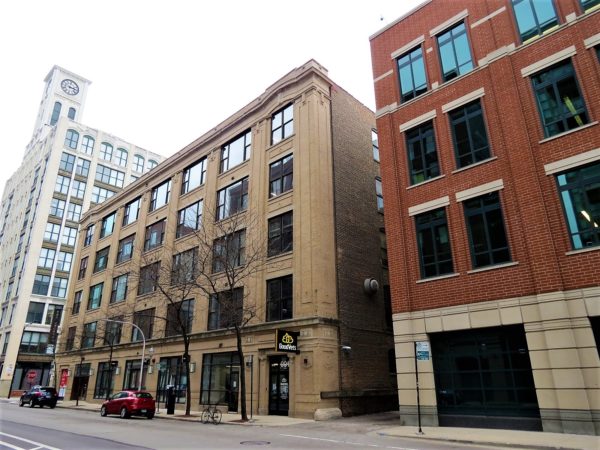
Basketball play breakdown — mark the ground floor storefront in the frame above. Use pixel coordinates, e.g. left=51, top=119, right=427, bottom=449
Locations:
left=392, top=286, right=600, bottom=436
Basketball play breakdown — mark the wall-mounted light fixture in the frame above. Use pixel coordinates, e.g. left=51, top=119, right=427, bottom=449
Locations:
left=363, top=278, right=379, bottom=296
left=189, top=362, right=196, bottom=373
left=147, top=365, right=153, bottom=374
left=114, top=367, right=120, bottom=375
left=341, top=345, right=352, bottom=354
left=89, top=368, right=94, bottom=376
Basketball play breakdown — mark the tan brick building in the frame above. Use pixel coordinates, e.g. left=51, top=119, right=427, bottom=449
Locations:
left=55, top=60, right=396, bottom=418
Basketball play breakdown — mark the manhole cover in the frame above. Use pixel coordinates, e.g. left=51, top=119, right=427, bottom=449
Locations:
left=240, top=441, right=271, bottom=446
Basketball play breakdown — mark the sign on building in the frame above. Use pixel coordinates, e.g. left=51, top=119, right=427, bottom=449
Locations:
left=416, top=341, right=430, bottom=361
left=275, top=329, right=300, bottom=353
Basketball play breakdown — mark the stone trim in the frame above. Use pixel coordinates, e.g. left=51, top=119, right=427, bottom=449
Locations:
left=544, top=148, right=600, bottom=175
left=399, top=109, right=437, bottom=132
left=521, top=46, right=577, bottom=77
left=583, top=32, right=600, bottom=49
left=391, top=35, right=425, bottom=59
left=455, top=179, right=504, bottom=202
left=373, top=69, right=394, bottom=83
left=408, top=195, right=450, bottom=216
left=429, top=10, right=468, bottom=37
left=441, top=87, right=485, bottom=113
left=470, top=6, right=506, bottom=29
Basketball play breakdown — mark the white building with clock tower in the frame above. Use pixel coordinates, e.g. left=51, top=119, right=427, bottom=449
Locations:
left=0, top=66, right=164, bottom=397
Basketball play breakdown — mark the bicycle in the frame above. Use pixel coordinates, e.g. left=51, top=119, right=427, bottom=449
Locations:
left=201, top=405, right=222, bottom=424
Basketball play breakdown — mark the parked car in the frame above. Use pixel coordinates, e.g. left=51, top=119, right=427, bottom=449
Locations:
left=100, top=390, right=155, bottom=419
left=19, top=386, right=58, bottom=408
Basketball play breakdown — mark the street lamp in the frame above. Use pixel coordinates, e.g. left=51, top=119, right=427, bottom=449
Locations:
left=98, top=318, right=145, bottom=391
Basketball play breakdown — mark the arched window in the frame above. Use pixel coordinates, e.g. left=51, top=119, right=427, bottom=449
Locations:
left=115, top=148, right=128, bottom=166
left=50, top=102, right=62, bottom=126
left=147, top=159, right=158, bottom=170
left=133, top=155, right=145, bottom=172
left=100, top=142, right=113, bottom=161
left=64, top=129, right=79, bottom=149
left=68, top=107, right=76, bottom=120
left=81, top=136, right=95, bottom=155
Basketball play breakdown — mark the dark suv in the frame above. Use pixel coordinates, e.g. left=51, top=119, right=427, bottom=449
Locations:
left=19, top=386, right=58, bottom=408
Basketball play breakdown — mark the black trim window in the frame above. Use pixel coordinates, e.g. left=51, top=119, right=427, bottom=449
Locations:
left=266, top=275, right=293, bottom=322
left=76, top=158, right=91, bottom=177
left=123, top=198, right=141, bottom=226
left=95, top=164, right=125, bottom=188
left=84, top=224, right=95, bottom=247
left=132, top=308, right=154, bottom=341
left=464, top=191, right=511, bottom=268
left=116, top=235, right=134, bottom=264
left=177, top=201, right=202, bottom=238
left=72, top=291, right=82, bottom=315
left=88, top=283, right=104, bottom=310
left=268, top=212, right=293, bottom=257
left=100, top=142, right=113, bottom=161
left=397, top=46, right=427, bottom=102
left=437, top=22, right=473, bottom=82
left=271, top=104, right=293, bottom=145
left=166, top=299, right=195, bottom=336
left=144, top=220, right=166, bottom=251
left=216, top=178, right=249, bottom=221
left=415, top=208, right=454, bottom=278
left=111, top=273, right=128, bottom=303
left=406, top=121, right=440, bottom=185
left=376, top=178, right=384, bottom=212
left=220, top=130, right=251, bottom=173
left=208, top=288, right=243, bottom=331
left=556, top=161, right=600, bottom=250
left=581, top=0, right=600, bottom=11
left=78, top=256, right=88, bottom=280
left=171, top=248, right=197, bottom=285
left=65, top=326, right=76, bottom=350
left=269, top=155, right=293, bottom=198
left=93, top=362, right=114, bottom=399
left=93, top=247, right=110, bottom=273
left=138, top=262, right=160, bottom=295
left=150, top=179, right=171, bottom=211
left=372, top=130, right=379, bottom=162
left=212, top=230, right=246, bottom=273
left=531, top=60, right=588, bottom=137
left=100, top=213, right=116, bottom=239
left=449, top=100, right=490, bottom=168
left=200, top=352, right=240, bottom=405
left=512, top=0, right=558, bottom=42
left=181, top=157, right=206, bottom=194
left=82, top=322, right=97, bottom=348
left=81, top=136, right=94, bottom=155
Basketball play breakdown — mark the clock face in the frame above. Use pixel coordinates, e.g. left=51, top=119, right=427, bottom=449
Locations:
left=61, top=79, right=79, bottom=95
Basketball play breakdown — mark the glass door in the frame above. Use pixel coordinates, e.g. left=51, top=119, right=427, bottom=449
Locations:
left=268, top=355, right=289, bottom=416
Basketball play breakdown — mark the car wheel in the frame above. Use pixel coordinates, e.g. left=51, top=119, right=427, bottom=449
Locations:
left=146, top=412, right=154, bottom=420
left=28, top=399, right=35, bottom=408
left=119, top=407, right=129, bottom=419
left=50, top=403, right=56, bottom=409
left=19, top=399, right=24, bottom=407
left=100, top=406, right=107, bottom=417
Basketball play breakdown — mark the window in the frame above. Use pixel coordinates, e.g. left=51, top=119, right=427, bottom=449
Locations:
left=216, top=177, right=249, bottom=220
left=176, top=201, right=203, bottom=238
left=375, top=178, right=384, bottom=212
left=65, top=327, right=76, bottom=351
left=208, top=288, right=243, bottom=330
left=59, top=152, right=75, bottom=172
left=104, top=319, right=122, bottom=346
left=406, top=121, right=440, bottom=185
left=45, top=304, right=63, bottom=326
left=84, top=224, right=95, bottom=247
left=150, top=180, right=171, bottom=211
left=88, top=283, right=104, bottom=310
left=33, top=274, right=50, bottom=295
left=82, top=322, right=97, bottom=348
left=171, top=248, right=197, bottom=285
left=220, top=130, right=251, bottom=173
left=26, top=302, right=45, bottom=324
left=464, top=191, right=511, bottom=268
left=200, top=352, right=240, bottom=405
left=123, top=197, right=141, bottom=226
left=133, top=154, right=145, bottom=172
left=91, top=186, right=116, bottom=203
left=100, top=213, right=116, bottom=238
left=437, top=22, right=473, bottom=82
left=94, top=362, right=114, bottom=399
left=78, top=256, right=88, bottom=280
left=95, top=164, right=125, bottom=188
left=20, top=331, right=49, bottom=354
left=269, top=155, right=293, bottom=198
left=94, top=247, right=110, bottom=273
left=76, top=158, right=91, bottom=177
left=372, top=130, right=379, bottom=162
left=72, top=291, right=82, bottom=315
left=397, top=46, right=427, bottom=102
left=51, top=277, right=68, bottom=297
left=1, top=332, right=9, bottom=355
left=44, top=223, right=61, bottom=242
left=166, top=299, right=194, bottom=336
left=512, top=0, right=558, bottom=42
left=68, top=107, right=76, bottom=120
left=181, top=158, right=207, bottom=194
left=123, top=360, right=142, bottom=390
left=147, top=159, right=158, bottom=170
left=71, top=180, right=86, bottom=199
left=66, top=202, right=82, bottom=222
left=65, top=129, right=79, bottom=149
left=266, top=275, right=293, bottom=321
left=55, top=175, right=70, bottom=195
left=416, top=208, right=454, bottom=278
left=268, top=212, right=293, bottom=257
left=116, top=235, right=135, bottom=264
left=556, top=161, right=600, bottom=249
left=531, top=60, right=588, bottom=137
left=581, top=0, right=600, bottom=11
left=81, top=136, right=94, bottom=155
left=100, top=142, right=113, bottom=161
left=50, top=102, right=61, bottom=126
left=271, top=104, right=294, bottom=144
left=56, top=251, right=73, bottom=271
left=132, top=308, right=154, bottom=341
left=115, top=148, right=128, bottom=166
left=138, top=262, right=160, bottom=295
left=62, top=226, right=77, bottom=246
left=50, top=198, right=66, bottom=218
left=156, top=357, right=187, bottom=403
left=144, top=220, right=166, bottom=251
left=111, top=273, right=129, bottom=303
left=212, top=230, right=246, bottom=273
left=38, top=248, right=56, bottom=269
left=449, top=100, right=490, bottom=168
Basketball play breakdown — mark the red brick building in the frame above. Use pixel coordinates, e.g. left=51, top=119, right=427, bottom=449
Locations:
left=370, top=0, right=599, bottom=435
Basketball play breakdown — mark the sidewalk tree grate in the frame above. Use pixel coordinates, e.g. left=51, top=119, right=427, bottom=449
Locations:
left=240, top=441, right=271, bottom=446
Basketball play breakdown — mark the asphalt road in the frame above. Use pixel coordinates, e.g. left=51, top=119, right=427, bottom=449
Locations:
left=0, top=401, right=507, bottom=450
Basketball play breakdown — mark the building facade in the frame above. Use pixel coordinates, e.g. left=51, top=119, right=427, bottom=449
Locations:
left=370, top=0, right=600, bottom=435
left=55, top=60, right=396, bottom=418
left=0, top=66, right=164, bottom=397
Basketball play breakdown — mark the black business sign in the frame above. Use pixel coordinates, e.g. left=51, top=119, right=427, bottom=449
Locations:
left=275, top=329, right=300, bottom=353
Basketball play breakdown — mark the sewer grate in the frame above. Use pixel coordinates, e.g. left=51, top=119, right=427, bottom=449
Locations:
left=240, top=441, right=271, bottom=446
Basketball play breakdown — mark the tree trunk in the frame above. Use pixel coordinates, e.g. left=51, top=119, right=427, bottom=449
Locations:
left=235, top=327, right=248, bottom=421
left=184, top=341, right=191, bottom=416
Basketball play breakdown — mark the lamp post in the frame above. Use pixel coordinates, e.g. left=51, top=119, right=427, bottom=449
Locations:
left=98, top=318, right=145, bottom=391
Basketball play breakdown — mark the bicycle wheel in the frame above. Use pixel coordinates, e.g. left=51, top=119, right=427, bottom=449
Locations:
left=201, top=409, right=211, bottom=424
left=212, top=409, right=222, bottom=424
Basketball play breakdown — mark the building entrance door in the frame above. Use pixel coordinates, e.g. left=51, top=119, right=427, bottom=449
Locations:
left=268, top=355, right=289, bottom=416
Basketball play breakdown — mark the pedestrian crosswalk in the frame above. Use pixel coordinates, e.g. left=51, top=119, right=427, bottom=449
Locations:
left=0, top=432, right=62, bottom=450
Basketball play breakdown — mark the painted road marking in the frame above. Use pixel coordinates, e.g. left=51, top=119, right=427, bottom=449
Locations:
left=0, top=432, right=62, bottom=450
left=279, top=433, right=420, bottom=450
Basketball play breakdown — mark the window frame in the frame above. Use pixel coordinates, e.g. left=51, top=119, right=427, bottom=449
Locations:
left=405, top=121, right=440, bottom=185
left=144, top=220, right=166, bottom=251
left=511, top=0, right=559, bottom=43
left=149, top=180, right=171, bottom=211
left=216, top=177, right=249, bottom=221
left=266, top=275, right=293, bottom=322
left=116, top=234, right=135, bottom=264
left=176, top=200, right=203, bottom=239
left=397, top=45, right=428, bottom=102
left=220, top=130, right=251, bottom=173
left=123, top=197, right=141, bottom=226
left=88, top=283, right=104, bottom=310
left=269, top=155, right=293, bottom=198
left=415, top=207, right=454, bottom=278
left=268, top=211, right=293, bottom=257
left=449, top=100, right=491, bottom=169
left=110, top=273, right=129, bottom=303
left=93, top=247, right=110, bottom=273
left=436, top=21, right=474, bottom=82
left=271, top=104, right=294, bottom=145
left=181, top=157, right=207, bottom=194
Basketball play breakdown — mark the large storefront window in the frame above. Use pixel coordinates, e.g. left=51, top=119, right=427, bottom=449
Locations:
left=156, top=356, right=187, bottom=404
left=200, top=352, right=240, bottom=411
left=123, top=360, right=142, bottom=390
left=93, top=362, right=115, bottom=399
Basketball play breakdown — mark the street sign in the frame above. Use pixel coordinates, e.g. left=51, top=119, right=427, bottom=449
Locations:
left=416, top=341, right=430, bottom=361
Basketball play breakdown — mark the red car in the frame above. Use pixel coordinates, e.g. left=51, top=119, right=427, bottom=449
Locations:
left=100, top=390, right=155, bottom=419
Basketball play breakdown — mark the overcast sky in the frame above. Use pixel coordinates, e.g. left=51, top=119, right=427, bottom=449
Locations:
left=0, top=0, right=420, bottom=191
